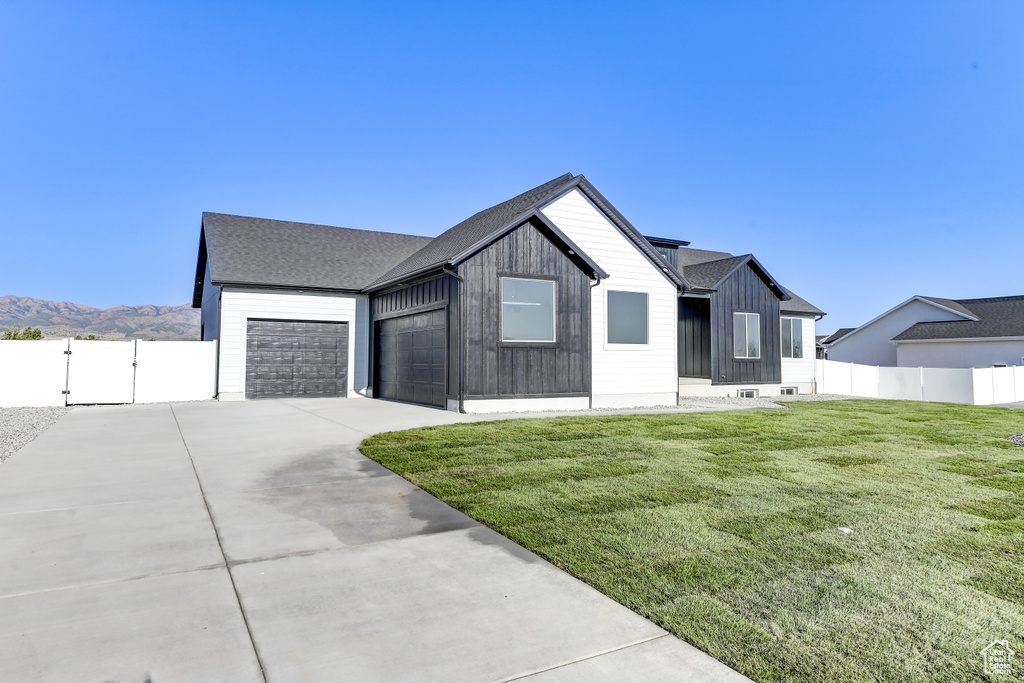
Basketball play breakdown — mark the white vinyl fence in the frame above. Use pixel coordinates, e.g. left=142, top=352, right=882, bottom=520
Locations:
left=816, top=360, right=1024, bottom=405
left=0, top=339, right=217, bottom=407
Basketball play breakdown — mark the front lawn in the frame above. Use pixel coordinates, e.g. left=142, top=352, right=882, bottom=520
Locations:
left=361, top=400, right=1024, bottom=682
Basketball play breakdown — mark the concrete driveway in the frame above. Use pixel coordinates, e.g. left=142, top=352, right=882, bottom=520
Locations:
left=0, top=398, right=750, bottom=682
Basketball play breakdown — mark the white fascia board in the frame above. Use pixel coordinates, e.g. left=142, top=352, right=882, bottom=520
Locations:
left=894, top=336, right=1024, bottom=344
left=826, top=295, right=976, bottom=347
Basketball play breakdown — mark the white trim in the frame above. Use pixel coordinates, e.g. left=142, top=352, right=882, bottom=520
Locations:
left=462, top=396, right=590, bottom=414
left=781, top=316, right=805, bottom=359
left=827, top=296, right=977, bottom=347
left=894, top=336, right=1024, bottom=344
left=605, top=289, right=649, bottom=347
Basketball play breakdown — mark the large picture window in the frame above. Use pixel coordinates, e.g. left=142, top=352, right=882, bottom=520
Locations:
left=501, top=278, right=555, bottom=342
left=733, top=312, right=760, bottom=359
left=607, top=291, right=648, bottom=344
left=781, top=317, right=803, bottom=358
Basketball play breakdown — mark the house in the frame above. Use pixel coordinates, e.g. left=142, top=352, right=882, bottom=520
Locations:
left=824, top=295, right=1024, bottom=368
left=192, top=174, right=825, bottom=412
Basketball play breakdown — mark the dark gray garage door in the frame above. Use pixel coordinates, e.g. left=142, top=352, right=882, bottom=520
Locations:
left=378, top=309, right=446, bottom=407
left=245, top=319, right=348, bottom=399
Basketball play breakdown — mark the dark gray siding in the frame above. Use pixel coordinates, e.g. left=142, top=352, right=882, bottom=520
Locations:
left=371, top=274, right=457, bottom=401
left=459, top=219, right=590, bottom=398
left=651, top=245, right=678, bottom=268
left=710, top=264, right=782, bottom=384
left=678, top=298, right=711, bottom=378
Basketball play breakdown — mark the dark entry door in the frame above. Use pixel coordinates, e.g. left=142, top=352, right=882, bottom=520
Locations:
left=245, top=319, right=348, bottom=399
left=378, top=309, right=446, bottom=407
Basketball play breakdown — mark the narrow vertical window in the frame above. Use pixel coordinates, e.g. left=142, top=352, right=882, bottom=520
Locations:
left=733, top=312, right=760, bottom=359
left=501, top=278, right=556, bottom=342
left=607, top=291, right=648, bottom=344
left=781, top=317, right=803, bottom=358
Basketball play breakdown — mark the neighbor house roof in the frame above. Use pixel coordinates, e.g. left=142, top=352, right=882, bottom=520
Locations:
left=192, top=213, right=434, bottom=306
left=820, top=328, right=855, bottom=344
left=891, top=296, right=1024, bottom=341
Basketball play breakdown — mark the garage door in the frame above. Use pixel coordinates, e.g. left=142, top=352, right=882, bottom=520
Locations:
left=245, top=320, right=348, bottom=399
left=378, top=309, right=446, bottom=407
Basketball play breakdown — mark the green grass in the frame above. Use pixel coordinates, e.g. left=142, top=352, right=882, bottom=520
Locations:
left=361, top=400, right=1024, bottom=682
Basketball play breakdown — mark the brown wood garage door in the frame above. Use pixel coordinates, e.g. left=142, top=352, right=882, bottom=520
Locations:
left=245, top=319, right=348, bottom=399
left=377, top=309, right=446, bottom=407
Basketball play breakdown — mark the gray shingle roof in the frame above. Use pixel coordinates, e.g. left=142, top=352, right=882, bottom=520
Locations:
left=368, top=174, right=576, bottom=288
left=680, top=255, right=750, bottom=289
left=821, top=327, right=855, bottom=344
left=676, top=247, right=735, bottom=268
left=892, top=296, right=1024, bottom=341
left=200, top=213, right=434, bottom=294
left=917, top=296, right=980, bottom=320
left=780, top=289, right=825, bottom=316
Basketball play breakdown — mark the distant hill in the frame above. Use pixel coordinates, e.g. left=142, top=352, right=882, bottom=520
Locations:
left=0, top=295, right=200, bottom=341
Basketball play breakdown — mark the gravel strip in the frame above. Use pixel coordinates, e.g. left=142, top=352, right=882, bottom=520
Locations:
left=678, top=395, right=786, bottom=410
left=774, top=393, right=856, bottom=402
left=0, top=407, right=72, bottom=463
left=1009, top=434, right=1024, bottom=447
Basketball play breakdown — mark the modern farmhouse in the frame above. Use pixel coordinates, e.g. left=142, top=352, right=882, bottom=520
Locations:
left=193, top=174, right=824, bottom=412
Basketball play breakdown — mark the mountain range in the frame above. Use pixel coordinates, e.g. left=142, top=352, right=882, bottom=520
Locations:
left=0, top=295, right=201, bottom=341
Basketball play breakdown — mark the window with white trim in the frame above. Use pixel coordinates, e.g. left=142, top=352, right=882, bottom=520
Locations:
left=501, top=278, right=555, bottom=342
left=733, top=312, right=760, bottom=359
left=781, top=317, right=803, bottom=358
left=607, top=291, right=648, bottom=344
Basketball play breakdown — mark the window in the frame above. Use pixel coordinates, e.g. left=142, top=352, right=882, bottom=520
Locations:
left=737, top=389, right=759, bottom=398
left=501, top=278, right=555, bottom=342
left=781, top=317, right=804, bottom=358
left=781, top=386, right=798, bottom=396
left=607, top=291, right=648, bottom=344
left=733, top=312, right=760, bottom=358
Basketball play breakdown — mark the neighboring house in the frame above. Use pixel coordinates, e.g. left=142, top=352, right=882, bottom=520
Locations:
left=825, top=295, right=1024, bottom=368
left=193, top=174, right=825, bottom=411
left=817, top=328, right=855, bottom=359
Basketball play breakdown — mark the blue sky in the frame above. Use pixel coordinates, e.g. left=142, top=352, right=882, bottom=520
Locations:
left=1, top=1, right=1020, bottom=333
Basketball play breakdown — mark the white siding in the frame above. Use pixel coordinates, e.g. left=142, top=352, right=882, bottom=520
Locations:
left=218, top=289, right=369, bottom=400
left=200, top=259, right=221, bottom=341
left=781, top=314, right=817, bottom=389
left=896, top=339, right=1024, bottom=368
left=828, top=299, right=967, bottom=366
left=541, top=189, right=678, bottom=406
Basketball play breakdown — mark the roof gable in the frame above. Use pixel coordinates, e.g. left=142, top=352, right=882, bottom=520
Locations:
left=826, top=295, right=979, bottom=347
left=367, top=174, right=578, bottom=289
left=891, top=295, right=1024, bottom=341
left=681, top=254, right=790, bottom=300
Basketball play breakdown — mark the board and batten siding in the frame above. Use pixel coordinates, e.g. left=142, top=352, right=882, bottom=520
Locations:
left=200, top=259, right=221, bottom=342
left=458, top=219, right=591, bottom=400
left=541, top=188, right=678, bottom=408
left=370, top=274, right=458, bottom=402
left=218, top=288, right=368, bottom=400
left=780, top=313, right=817, bottom=389
left=711, top=264, right=781, bottom=385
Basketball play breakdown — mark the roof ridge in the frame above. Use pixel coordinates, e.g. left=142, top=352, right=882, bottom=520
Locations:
left=202, top=212, right=433, bottom=241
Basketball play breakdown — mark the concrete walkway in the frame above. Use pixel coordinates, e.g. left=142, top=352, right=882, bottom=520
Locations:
left=0, top=398, right=751, bottom=683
